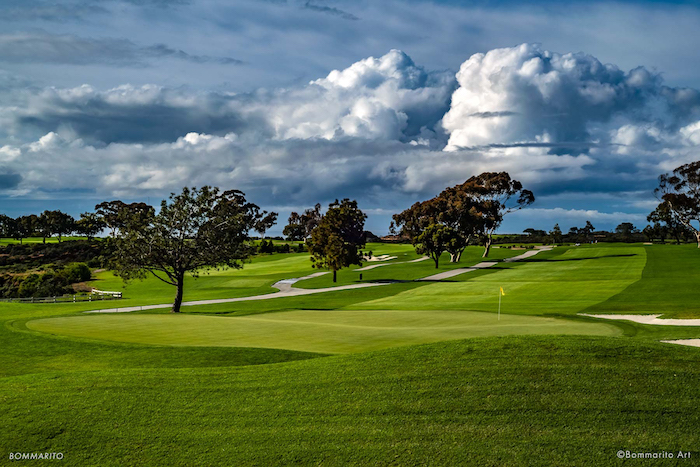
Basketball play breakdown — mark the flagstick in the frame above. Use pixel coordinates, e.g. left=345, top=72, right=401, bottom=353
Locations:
left=498, top=289, right=501, bottom=321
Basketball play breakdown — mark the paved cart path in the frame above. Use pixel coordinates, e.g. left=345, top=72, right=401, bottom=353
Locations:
left=418, top=248, right=552, bottom=281
left=86, top=272, right=386, bottom=313
left=85, top=248, right=552, bottom=313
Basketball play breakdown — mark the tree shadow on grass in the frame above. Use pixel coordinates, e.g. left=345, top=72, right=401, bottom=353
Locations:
left=519, top=253, right=638, bottom=263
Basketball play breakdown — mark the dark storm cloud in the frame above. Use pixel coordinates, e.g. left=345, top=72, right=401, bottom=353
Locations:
left=0, top=33, right=243, bottom=67
left=142, top=44, right=244, bottom=65
left=0, top=1, right=107, bottom=22
left=0, top=172, right=21, bottom=189
left=13, top=86, right=267, bottom=144
left=302, top=1, right=359, bottom=20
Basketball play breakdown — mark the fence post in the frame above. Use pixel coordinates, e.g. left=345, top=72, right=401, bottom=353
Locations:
left=73, top=295, right=76, bottom=303
left=53, top=296, right=56, bottom=303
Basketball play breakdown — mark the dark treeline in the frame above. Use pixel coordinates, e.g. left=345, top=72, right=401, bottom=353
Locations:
left=511, top=221, right=693, bottom=245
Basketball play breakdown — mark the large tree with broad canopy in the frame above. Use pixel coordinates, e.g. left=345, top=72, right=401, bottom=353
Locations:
left=113, top=186, right=264, bottom=313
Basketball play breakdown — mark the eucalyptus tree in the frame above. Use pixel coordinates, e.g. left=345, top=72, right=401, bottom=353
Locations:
left=649, top=192, right=692, bottom=245
left=113, top=186, right=264, bottom=313
left=655, top=161, right=700, bottom=247
left=393, top=171, right=534, bottom=260
left=76, top=212, right=107, bottom=240
left=95, top=200, right=154, bottom=237
left=283, top=204, right=322, bottom=242
left=456, top=172, right=534, bottom=257
left=307, top=199, right=366, bottom=282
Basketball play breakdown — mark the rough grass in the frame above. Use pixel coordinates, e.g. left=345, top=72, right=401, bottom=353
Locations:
left=1, top=336, right=698, bottom=466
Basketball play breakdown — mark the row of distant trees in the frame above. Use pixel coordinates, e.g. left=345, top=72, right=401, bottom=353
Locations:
left=521, top=219, right=695, bottom=245
left=0, top=210, right=102, bottom=244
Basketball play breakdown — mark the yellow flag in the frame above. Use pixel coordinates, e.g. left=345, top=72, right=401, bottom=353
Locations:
left=500, top=287, right=505, bottom=296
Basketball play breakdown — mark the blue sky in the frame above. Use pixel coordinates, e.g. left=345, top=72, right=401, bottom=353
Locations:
left=0, top=0, right=699, bottom=234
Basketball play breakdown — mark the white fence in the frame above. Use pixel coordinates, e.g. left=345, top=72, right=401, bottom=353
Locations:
left=0, top=290, right=122, bottom=304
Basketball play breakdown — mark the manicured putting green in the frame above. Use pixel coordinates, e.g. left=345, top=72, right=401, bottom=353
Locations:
left=27, top=310, right=619, bottom=354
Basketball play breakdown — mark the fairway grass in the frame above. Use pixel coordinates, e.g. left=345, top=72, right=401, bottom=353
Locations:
left=25, top=311, right=620, bottom=354
left=585, top=244, right=700, bottom=318
left=350, top=245, right=647, bottom=315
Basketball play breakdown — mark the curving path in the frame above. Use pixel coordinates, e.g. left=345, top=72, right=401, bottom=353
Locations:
left=354, top=255, right=429, bottom=271
left=85, top=272, right=388, bottom=313
left=418, top=247, right=552, bottom=281
left=85, top=247, right=553, bottom=314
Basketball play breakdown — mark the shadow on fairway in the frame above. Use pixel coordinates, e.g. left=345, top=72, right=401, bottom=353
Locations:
left=520, top=253, right=638, bottom=263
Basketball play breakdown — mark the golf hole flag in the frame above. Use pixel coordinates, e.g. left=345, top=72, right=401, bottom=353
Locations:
left=498, top=287, right=504, bottom=320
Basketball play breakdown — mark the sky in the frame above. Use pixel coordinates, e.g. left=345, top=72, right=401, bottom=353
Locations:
left=1, top=0, right=699, bottom=235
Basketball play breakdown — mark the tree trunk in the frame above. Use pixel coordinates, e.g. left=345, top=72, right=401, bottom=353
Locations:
left=449, top=249, right=464, bottom=263
left=172, top=273, right=185, bottom=313
left=333, top=269, right=337, bottom=283
left=482, top=236, right=492, bottom=258
left=433, top=254, right=439, bottom=269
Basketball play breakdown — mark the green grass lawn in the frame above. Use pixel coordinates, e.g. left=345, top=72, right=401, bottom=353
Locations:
left=25, top=310, right=619, bottom=354
left=349, top=245, right=647, bottom=315
left=584, top=243, right=700, bottom=318
left=296, top=245, right=521, bottom=288
left=1, top=336, right=698, bottom=466
left=2, top=242, right=700, bottom=465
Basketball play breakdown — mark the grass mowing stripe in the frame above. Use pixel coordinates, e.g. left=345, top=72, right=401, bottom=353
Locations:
left=349, top=245, right=647, bottom=315
left=584, top=244, right=700, bottom=318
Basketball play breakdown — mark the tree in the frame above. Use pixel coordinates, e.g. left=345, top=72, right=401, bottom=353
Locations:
left=434, top=183, right=494, bottom=262
left=457, top=172, right=535, bottom=257
left=254, top=210, right=278, bottom=239
left=392, top=173, right=532, bottom=261
left=549, top=224, right=563, bottom=244
left=35, top=213, right=51, bottom=243
left=0, top=214, right=16, bottom=239
left=580, top=221, right=595, bottom=243
left=655, top=161, right=700, bottom=247
left=14, top=215, right=37, bottom=244
left=75, top=212, right=107, bottom=240
left=283, top=211, right=305, bottom=241
left=643, top=224, right=666, bottom=243
left=95, top=201, right=154, bottom=237
left=307, top=199, right=366, bottom=282
left=113, top=186, right=264, bottom=313
left=648, top=202, right=688, bottom=244
left=283, top=204, right=322, bottom=242
left=415, top=223, right=460, bottom=269
left=41, top=210, right=75, bottom=242
left=615, top=222, right=639, bottom=242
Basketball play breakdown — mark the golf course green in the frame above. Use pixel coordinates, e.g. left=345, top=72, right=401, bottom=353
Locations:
left=2, top=242, right=700, bottom=465
left=25, top=309, right=619, bottom=353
